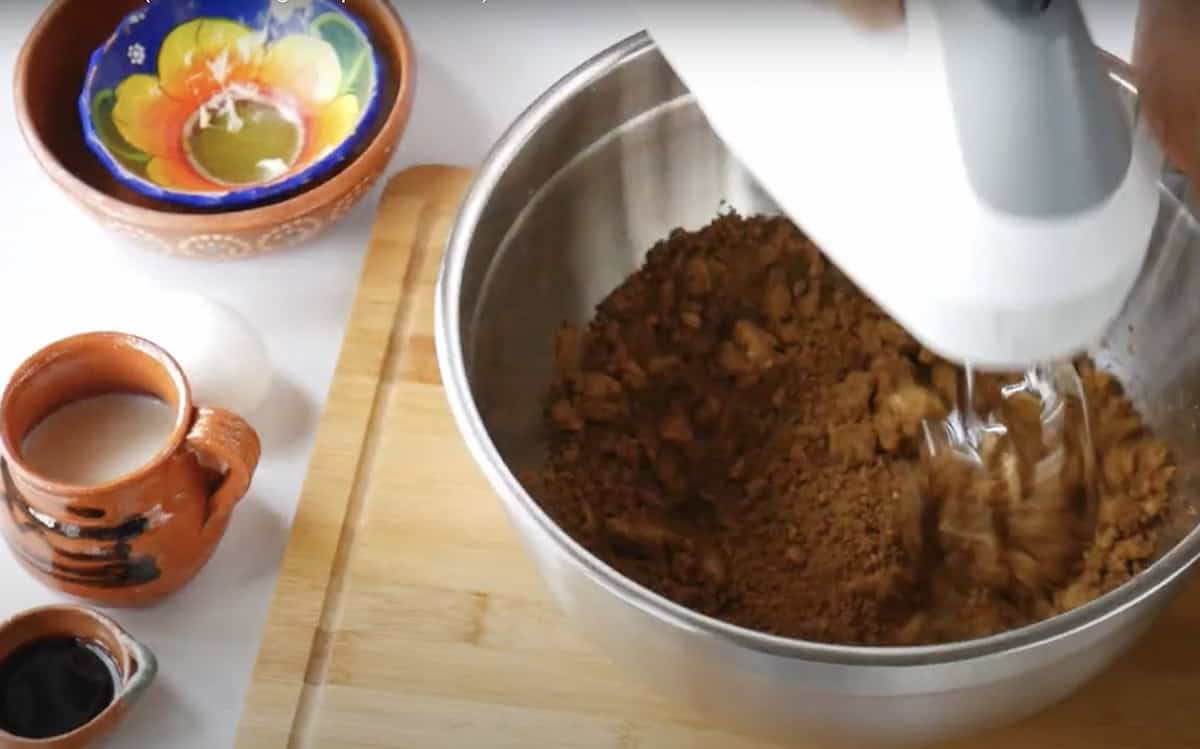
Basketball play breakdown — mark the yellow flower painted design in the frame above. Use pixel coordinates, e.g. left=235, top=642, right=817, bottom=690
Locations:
left=101, top=16, right=371, bottom=193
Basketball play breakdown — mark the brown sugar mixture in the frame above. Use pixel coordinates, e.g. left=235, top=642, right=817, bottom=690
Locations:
left=521, top=213, right=1175, bottom=646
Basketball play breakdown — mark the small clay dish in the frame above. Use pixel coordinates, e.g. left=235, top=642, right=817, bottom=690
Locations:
left=79, top=0, right=383, bottom=209
left=0, top=605, right=156, bottom=749
left=15, top=0, right=414, bottom=260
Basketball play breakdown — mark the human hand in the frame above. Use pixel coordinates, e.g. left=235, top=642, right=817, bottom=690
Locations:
left=833, top=0, right=904, bottom=29
left=1134, top=0, right=1200, bottom=182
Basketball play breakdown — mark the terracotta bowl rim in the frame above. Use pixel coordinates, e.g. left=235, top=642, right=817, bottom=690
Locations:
left=13, top=0, right=415, bottom=232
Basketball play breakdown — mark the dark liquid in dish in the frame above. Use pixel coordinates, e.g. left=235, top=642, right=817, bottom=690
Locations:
left=0, top=637, right=118, bottom=739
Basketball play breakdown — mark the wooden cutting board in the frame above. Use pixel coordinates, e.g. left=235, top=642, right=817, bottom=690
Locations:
left=234, top=164, right=1200, bottom=749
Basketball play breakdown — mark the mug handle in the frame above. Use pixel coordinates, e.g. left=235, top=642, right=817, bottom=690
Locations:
left=185, top=407, right=262, bottom=526
left=118, top=633, right=159, bottom=705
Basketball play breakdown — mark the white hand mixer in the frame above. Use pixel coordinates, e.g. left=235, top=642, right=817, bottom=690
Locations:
left=637, top=0, right=1162, bottom=371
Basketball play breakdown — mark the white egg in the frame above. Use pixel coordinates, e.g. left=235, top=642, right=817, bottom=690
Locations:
left=0, top=286, right=272, bottom=418
left=106, top=291, right=273, bottom=417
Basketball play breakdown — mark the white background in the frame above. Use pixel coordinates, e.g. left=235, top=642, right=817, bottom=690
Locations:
left=0, top=1, right=1137, bottom=746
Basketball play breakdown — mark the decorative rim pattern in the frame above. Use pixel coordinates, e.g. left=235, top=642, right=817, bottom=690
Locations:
left=104, top=221, right=174, bottom=255
left=257, top=216, right=323, bottom=251
left=328, top=174, right=381, bottom=222
left=175, top=233, right=255, bottom=260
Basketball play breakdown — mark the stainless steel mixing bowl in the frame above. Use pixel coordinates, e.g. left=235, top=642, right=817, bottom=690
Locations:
left=436, top=31, right=1200, bottom=747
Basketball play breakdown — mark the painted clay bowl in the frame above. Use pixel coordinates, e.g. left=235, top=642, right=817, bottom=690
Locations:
left=80, top=0, right=383, bottom=209
left=14, top=0, right=414, bottom=260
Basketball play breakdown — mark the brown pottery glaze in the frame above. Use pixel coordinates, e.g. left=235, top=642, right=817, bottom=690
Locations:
left=0, top=605, right=156, bottom=749
left=13, top=0, right=415, bottom=260
left=0, top=333, right=261, bottom=607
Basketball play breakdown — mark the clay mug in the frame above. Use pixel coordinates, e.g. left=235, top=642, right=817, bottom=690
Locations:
left=0, top=332, right=261, bottom=606
left=0, top=605, right=156, bottom=749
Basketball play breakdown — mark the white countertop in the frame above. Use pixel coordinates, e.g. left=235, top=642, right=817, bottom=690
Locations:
left=0, top=2, right=1137, bottom=746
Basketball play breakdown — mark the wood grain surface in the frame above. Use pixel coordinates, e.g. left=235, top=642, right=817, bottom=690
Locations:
left=234, top=164, right=1200, bottom=749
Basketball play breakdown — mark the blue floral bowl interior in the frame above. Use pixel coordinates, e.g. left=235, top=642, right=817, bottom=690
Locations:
left=80, top=0, right=384, bottom=209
